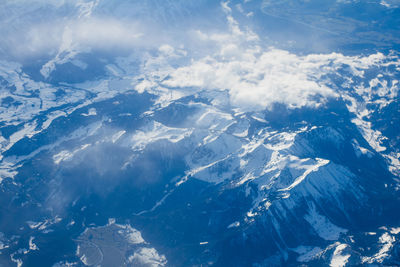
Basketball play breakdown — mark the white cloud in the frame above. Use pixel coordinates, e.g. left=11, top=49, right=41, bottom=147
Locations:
left=2, top=0, right=68, bottom=6
left=154, top=2, right=397, bottom=112
left=157, top=4, right=334, bottom=111
left=0, top=0, right=150, bottom=76
left=160, top=44, right=396, bottom=112
left=39, top=17, right=144, bottom=77
left=129, top=247, right=167, bottom=266
left=150, top=2, right=339, bottom=111
left=76, top=0, right=99, bottom=18
left=162, top=48, right=339, bottom=111
left=2, top=0, right=398, bottom=113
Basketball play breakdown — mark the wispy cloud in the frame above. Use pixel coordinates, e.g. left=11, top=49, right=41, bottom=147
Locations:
left=0, top=0, right=153, bottom=76
left=159, top=2, right=338, bottom=111
left=1, top=0, right=398, bottom=113
left=39, top=18, right=144, bottom=77
left=143, top=2, right=397, bottom=112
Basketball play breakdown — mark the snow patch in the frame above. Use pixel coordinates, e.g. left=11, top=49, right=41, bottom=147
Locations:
left=131, top=121, right=192, bottom=151
left=362, top=232, right=395, bottom=264
left=112, top=130, right=126, bottom=143
left=293, top=246, right=323, bottom=262
left=330, top=244, right=350, bottom=267
left=304, top=204, right=347, bottom=241
left=228, top=221, right=240, bottom=228
left=81, top=108, right=97, bottom=117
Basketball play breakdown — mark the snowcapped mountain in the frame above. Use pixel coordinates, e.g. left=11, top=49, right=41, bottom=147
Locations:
left=0, top=0, right=400, bottom=266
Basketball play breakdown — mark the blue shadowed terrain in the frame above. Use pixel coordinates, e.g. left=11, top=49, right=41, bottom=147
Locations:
left=0, top=1, right=400, bottom=266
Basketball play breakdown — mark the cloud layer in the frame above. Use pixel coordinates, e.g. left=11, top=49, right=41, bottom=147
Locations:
left=163, top=48, right=338, bottom=111
left=155, top=2, right=394, bottom=112
left=1, top=0, right=398, bottom=113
